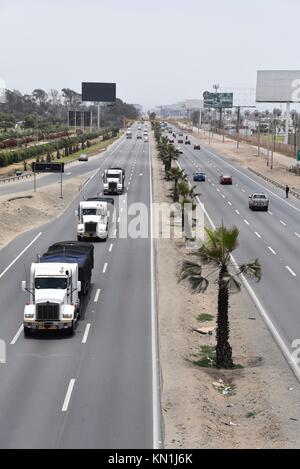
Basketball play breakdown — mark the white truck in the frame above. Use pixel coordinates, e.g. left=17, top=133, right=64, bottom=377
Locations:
left=21, top=242, right=94, bottom=336
left=126, top=130, right=132, bottom=139
left=103, top=168, right=125, bottom=195
left=76, top=197, right=112, bottom=241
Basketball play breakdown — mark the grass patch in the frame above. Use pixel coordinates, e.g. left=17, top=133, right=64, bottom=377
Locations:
left=192, top=345, right=216, bottom=368
left=52, top=134, right=120, bottom=164
left=246, top=411, right=257, bottom=418
left=197, top=313, right=214, bottom=323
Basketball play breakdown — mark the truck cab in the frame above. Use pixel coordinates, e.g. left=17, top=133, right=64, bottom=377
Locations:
left=22, top=242, right=94, bottom=337
left=22, top=262, right=81, bottom=336
left=76, top=199, right=110, bottom=241
left=103, top=168, right=125, bottom=195
left=126, top=130, right=132, bottom=139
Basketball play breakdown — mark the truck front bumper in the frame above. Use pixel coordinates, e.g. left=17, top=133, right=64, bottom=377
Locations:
left=24, top=321, right=73, bottom=331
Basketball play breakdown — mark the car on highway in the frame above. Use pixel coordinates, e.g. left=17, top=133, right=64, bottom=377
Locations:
left=137, top=134, right=142, bottom=139
left=249, top=193, right=269, bottom=211
left=185, top=139, right=191, bottom=145
left=178, top=138, right=183, bottom=144
left=194, top=144, right=201, bottom=150
left=79, top=154, right=88, bottom=161
left=176, top=146, right=183, bottom=154
left=168, top=138, right=174, bottom=143
left=193, top=171, right=206, bottom=182
left=15, top=170, right=22, bottom=176
left=219, top=174, right=232, bottom=185
left=144, top=136, right=149, bottom=142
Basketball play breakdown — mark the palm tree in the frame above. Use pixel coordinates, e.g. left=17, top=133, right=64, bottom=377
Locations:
left=180, top=223, right=261, bottom=368
left=167, top=167, right=186, bottom=202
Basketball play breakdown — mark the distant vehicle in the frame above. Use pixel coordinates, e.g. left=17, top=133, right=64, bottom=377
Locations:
left=178, top=138, right=183, bottom=144
left=194, top=144, right=201, bottom=150
left=185, top=139, right=191, bottom=145
left=168, top=127, right=172, bottom=133
left=178, top=132, right=184, bottom=137
left=249, top=193, right=269, bottom=211
left=79, top=154, right=88, bottom=161
left=168, top=138, right=174, bottom=143
left=126, top=130, right=132, bottom=139
left=137, top=134, right=142, bottom=139
left=103, top=168, right=125, bottom=195
left=176, top=146, right=183, bottom=154
left=193, top=172, right=206, bottom=182
left=144, top=136, right=149, bottom=142
left=138, top=126, right=141, bottom=130
left=143, top=129, right=148, bottom=135
left=219, top=174, right=232, bottom=185
left=15, top=170, right=22, bottom=176
left=173, top=132, right=176, bottom=138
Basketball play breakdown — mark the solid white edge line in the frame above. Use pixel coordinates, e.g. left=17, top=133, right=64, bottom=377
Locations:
left=94, top=288, right=101, bottom=302
left=286, top=266, right=296, bottom=277
left=0, top=232, right=42, bottom=279
left=62, top=379, right=76, bottom=412
left=149, top=134, right=163, bottom=449
left=82, top=323, right=91, bottom=344
left=178, top=157, right=300, bottom=383
left=10, top=324, right=24, bottom=345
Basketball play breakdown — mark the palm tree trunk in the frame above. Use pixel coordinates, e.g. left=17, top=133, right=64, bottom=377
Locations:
left=216, top=265, right=233, bottom=368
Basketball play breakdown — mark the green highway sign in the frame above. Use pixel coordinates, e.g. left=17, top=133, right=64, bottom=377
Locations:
left=297, top=149, right=300, bottom=161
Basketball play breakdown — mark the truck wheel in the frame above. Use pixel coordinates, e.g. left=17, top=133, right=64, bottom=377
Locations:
left=77, top=235, right=82, bottom=241
left=67, top=323, right=74, bottom=336
left=24, top=327, right=31, bottom=338
left=265, top=206, right=268, bottom=211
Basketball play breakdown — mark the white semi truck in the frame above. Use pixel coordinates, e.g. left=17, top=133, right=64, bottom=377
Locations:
left=76, top=197, right=113, bottom=241
left=103, top=168, right=125, bottom=195
left=22, top=241, right=94, bottom=336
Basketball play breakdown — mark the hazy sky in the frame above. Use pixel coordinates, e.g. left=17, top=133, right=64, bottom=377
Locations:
left=1, top=0, right=299, bottom=109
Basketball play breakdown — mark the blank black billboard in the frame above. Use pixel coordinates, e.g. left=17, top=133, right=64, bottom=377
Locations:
left=32, top=162, right=64, bottom=173
left=81, top=82, right=116, bottom=102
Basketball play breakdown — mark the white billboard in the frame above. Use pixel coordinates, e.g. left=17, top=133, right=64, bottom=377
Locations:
left=256, top=70, right=300, bottom=103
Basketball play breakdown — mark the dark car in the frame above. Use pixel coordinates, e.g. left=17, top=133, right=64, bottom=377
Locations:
left=169, top=138, right=174, bottom=143
left=178, top=138, right=184, bottom=144
left=185, top=139, right=191, bottom=145
left=193, top=172, right=206, bottom=182
left=194, top=144, right=201, bottom=150
left=219, top=174, right=232, bottom=185
left=137, top=134, right=142, bottom=139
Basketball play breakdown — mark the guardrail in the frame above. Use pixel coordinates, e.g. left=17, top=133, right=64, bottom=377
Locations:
left=247, top=167, right=300, bottom=199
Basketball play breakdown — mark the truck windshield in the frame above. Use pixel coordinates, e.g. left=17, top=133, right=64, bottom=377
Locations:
left=35, top=278, right=67, bottom=289
left=82, top=208, right=97, bottom=216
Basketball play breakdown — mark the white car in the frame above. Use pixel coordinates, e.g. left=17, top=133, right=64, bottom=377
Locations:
left=78, top=154, right=88, bottom=161
left=176, top=146, right=183, bottom=154
left=144, top=136, right=149, bottom=142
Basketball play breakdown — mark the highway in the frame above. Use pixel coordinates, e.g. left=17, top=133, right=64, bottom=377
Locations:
left=174, top=127, right=300, bottom=373
left=0, top=125, right=159, bottom=448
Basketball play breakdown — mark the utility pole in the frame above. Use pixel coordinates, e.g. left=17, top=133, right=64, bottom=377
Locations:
left=257, top=117, right=261, bottom=157
left=236, top=106, right=240, bottom=149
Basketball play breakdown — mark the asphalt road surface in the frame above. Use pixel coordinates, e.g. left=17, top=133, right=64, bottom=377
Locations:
left=0, top=124, right=159, bottom=448
left=173, top=126, right=300, bottom=375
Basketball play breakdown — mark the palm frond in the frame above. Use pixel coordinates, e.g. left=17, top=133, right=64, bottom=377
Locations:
left=238, top=258, right=262, bottom=282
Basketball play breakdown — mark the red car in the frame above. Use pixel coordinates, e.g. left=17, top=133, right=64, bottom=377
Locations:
left=219, top=174, right=232, bottom=185
left=194, top=144, right=201, bottom=150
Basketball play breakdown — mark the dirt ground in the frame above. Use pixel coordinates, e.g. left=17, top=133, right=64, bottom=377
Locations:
left=187, top=126, right=300, bottom=193
left=151, top=132, right=300, bottom=448
left=0, top=175, right=85, bottom=249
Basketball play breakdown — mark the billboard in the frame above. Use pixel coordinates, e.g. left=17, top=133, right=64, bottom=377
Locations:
left=32, top=162, right=64, bottom=173
left=81, top=82, right=116, bottom=102
left=256, top=70, right=300, bottom=103
left=203, top=91, right=233, bottom=108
